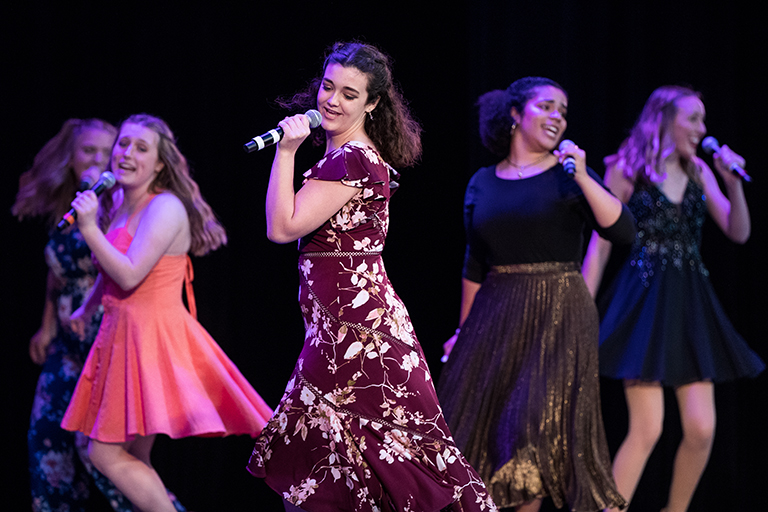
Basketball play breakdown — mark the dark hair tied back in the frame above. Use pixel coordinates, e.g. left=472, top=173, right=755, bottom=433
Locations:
left=477, top=76, right=566, bottom=157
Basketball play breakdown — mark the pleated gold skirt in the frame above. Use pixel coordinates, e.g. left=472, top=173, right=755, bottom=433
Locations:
left=437, top=262, right=626, bottom=511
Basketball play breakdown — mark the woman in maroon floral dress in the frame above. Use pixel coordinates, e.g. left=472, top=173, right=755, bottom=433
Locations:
left=247, top=42, right=496, bottom=512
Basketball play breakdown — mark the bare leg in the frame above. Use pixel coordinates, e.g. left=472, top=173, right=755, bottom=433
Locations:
left=663, top=382, right=715, bottom=512
left=88, top=435, right=176, bottom=512
left=606, top=381, right=664, bottom=512
left=516, top=498, right=542, bottom=512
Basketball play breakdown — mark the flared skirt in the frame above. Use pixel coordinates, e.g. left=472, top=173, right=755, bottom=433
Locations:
left=437, top=262, right=625, bottom=512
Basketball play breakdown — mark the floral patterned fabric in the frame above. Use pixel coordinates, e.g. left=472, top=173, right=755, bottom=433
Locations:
left=28, top=229, right=133, bottom=512
left=248, top=142, right=496, bottom=512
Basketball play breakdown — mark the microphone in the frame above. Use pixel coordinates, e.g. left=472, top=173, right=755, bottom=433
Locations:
left=701, top=136, right=751, bottom=182
left=243, top=109, right=322, bottom=153
left=57, top=171, right=117, bottom=231
left=79, top=176, right=95, bottom=191
left=558, top=139, right=576, bottom=176
left=78, top=165, right=103, bottom=191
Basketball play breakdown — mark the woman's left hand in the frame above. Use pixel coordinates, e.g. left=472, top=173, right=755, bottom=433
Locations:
left=712, top=144, right=748, bottom=184
left=555, top=141, right=588, bottom=181
left=70, top=190, right=100, bottom=230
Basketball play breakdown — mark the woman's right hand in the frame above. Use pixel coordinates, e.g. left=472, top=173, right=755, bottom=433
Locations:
left=29, top=324, right=56, bottom=365
left=70, top=189, right=101, bottom=232
left=441, top=331, right=459, bottom=363
left=276, top=114, right=313, bottom=153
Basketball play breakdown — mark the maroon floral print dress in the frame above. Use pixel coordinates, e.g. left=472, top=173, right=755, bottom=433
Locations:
left=248, top=141, right=496, bottom=512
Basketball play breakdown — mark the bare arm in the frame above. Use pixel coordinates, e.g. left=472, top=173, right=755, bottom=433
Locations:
left=265, top=114, right=359, bottom=244
left=458, top=278, right=482, bottom=326
left=29, top=269, right=60, bottom=365
left=698, top=147, right=750, bottom=243
left=442, top=278, right=482, bottom=361
left=581, top=164, right=635, bottom=297
left=556, top=144, right=625, bottom=228
left=72, top=192, right=189, bottom=290
left=70, top=274, right=104, bottom=340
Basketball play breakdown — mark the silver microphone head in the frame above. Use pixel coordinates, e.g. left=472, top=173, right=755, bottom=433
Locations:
left=305, top=109, right=322, bottom=128
left=100, top=171, right=117, bottom=189
left=701, top=136, right=719, bottom=155
left=558, top=139, right=575, bottom=152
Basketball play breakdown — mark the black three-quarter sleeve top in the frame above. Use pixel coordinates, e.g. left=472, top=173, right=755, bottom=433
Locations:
left=462, top=163, right=636, bottom=283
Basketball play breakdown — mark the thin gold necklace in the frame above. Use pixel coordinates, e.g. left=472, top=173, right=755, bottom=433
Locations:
left=504, top=152, right=551, bottom=178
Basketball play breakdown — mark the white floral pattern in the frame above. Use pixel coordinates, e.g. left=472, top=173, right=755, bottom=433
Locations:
left=249, top=142, right=495, bottom=511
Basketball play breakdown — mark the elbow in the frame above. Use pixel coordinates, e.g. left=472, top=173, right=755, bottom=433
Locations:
left=116, top=276, right=142, bottom=291
left=113, top=270, right=146, bottom=291
left=731, top=230, right=750, bottom=245
left=266, top=225, right=299, bottom=244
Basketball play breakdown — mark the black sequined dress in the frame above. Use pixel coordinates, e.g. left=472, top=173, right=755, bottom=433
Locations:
left=599, top=180, right=764, bottom=386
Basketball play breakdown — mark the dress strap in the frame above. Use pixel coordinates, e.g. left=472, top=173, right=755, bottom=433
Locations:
left=184, top=255, right=197, bottom=319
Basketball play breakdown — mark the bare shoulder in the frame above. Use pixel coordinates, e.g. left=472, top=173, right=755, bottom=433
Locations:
left=141, top=192, right=189, bottom=230
left=604, top=163, right=635, bottom=203
left=147, top=192, right=186, bottom=215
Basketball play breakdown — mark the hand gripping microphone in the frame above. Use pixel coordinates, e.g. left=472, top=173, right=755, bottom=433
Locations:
left=558, top=139, right=577, bottom=176
left=243, top=109, right=322, bottom=153
left=57, top=171, right=117, bottom=231
left=701, top=136, right=751, bottom=182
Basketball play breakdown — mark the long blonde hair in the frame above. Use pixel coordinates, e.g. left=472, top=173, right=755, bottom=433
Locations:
left=101, top=114, right=227, bottom=256
left=12, top=118, right=117, bottom=227
left=606, top=85, right=702, bottom=185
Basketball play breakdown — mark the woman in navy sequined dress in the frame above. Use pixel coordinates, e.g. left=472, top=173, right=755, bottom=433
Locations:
left=582, top=86, right=764, bottom=512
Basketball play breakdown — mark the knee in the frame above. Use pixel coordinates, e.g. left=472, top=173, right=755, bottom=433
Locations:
left=87, top=440, right=108, bottom=474
left=627, top=416, right=664, bottom=452
left=682, top=416, right=716, bottom=451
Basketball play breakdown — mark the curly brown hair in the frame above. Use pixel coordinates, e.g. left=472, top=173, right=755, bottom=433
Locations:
left=276, top=41, right=422, bottom=168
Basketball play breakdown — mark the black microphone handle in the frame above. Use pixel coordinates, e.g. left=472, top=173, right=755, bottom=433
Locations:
left=57, top=173, right=116, bottom=230
left=244, top=127, right=284, bottom=153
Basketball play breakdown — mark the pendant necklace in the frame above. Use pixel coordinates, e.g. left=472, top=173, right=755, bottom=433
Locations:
left=504, top=152, right=551, bottom=178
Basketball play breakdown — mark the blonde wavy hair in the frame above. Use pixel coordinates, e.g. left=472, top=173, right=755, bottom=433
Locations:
left=606, top=85, right=702, bottom=185
left=12, top=118, right=117, bottom=227
left=100, top=114, right=227, bottom=256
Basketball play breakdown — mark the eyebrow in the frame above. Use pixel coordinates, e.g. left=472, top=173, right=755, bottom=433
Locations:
left=538, top=98, right=568, bottom=108
left=119, top=136, right=152, bottom=145
left=323, top=78, right=361, bottom=96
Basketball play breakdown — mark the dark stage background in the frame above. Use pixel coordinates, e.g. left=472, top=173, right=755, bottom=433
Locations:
left=2, top=1, right=765, bottom=510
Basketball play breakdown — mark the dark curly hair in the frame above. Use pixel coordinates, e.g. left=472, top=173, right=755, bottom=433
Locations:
left=477, top=77, right=567, bottom=157
left=276, top=41, right=422, bottom=168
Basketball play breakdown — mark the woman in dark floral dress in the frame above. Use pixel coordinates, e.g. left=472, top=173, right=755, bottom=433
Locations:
left=12, top=118, right=136, bottom=512
left=247, top=41, right=496, bottom=512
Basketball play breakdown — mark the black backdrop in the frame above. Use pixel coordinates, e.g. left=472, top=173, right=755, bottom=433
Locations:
left=2, top=1, right=765, bottom=510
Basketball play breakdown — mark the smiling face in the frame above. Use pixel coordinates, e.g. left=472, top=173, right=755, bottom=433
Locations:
left=111, top=123, right=165, bottom=191
left=317, top=62, right=378, bottom=141
left=511, top=85, right=568, bottom=152
left=70, top=128, right=115, bottom=183
left=669, top=95, right=706, bottom=161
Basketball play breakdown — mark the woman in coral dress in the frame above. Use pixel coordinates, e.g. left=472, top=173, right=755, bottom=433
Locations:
left=61, top=114, right=272, bottom=512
